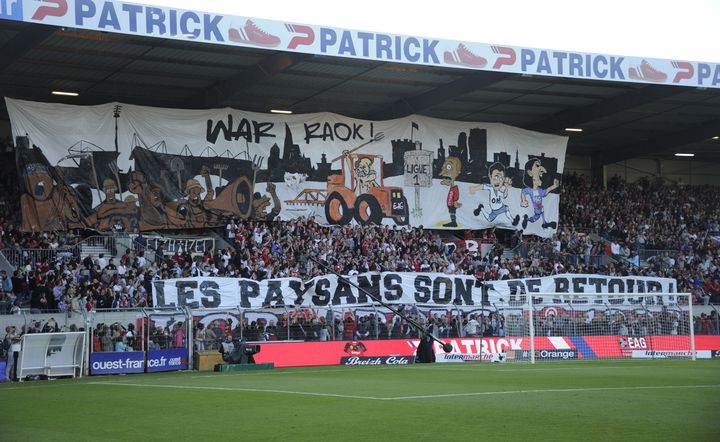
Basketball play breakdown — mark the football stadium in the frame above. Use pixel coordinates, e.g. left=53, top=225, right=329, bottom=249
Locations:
left=0, top=1, right=719, bottom=441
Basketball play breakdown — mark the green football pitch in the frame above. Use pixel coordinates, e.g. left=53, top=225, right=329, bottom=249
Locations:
left=2, top=360, right=719, bottom=441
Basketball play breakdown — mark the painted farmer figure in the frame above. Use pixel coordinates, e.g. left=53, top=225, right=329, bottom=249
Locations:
left=184, top=178, right=209, bottom=226
left=354, top=156, right=378, bottom=194
left=87, top=178, right=136, bottom=231
left=520, top=158, right=559, bottom=230
left=470, top=162, right=520, bottom=227
left=440, top=156, right=462, bottom=227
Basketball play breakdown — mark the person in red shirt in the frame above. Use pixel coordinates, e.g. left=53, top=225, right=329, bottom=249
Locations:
left=440, top=157, right=463, bottom=227
left=343, top=313, right=356, bottom=340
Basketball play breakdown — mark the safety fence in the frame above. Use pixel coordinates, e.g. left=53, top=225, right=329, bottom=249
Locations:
left=2, top=301, right=719, bottom=380
left=1, top=247, right=79, bottom=269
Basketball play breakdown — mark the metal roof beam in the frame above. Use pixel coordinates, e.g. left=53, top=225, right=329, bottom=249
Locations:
left=596, top=117, right=720, bottom=165
left=0, top=25, right=56, bottom=74
left=368, top=71, right=509, bottom=120
left=35, top=43, right=248, bottom=71
left=193, top=51, right=312, bottom=108
left=526, top=85, right=683, bottom=133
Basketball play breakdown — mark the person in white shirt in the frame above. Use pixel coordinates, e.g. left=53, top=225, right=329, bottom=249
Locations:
left=498, top=266, right=510, bottom=279
left=98, top=254, right=108, bottom=270
left=253, top=227, right=265, bottom=245
left=226, top=220, right=237, bottom=241
left=464, top=316, right=480, bottom=337
left=445, top=260, right=456, bottom=274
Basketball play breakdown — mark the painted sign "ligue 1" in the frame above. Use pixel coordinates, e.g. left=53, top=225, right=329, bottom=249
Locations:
left=1, top=0, right=718, bottom=88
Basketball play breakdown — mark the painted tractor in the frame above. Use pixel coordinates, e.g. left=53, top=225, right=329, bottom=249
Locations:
left=285, top=133, right=409, bottom=226
left=324, top=151, right=408, bottom=226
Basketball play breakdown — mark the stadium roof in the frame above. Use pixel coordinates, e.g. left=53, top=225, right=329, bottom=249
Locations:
left=2, top=20, right=720, bottom=164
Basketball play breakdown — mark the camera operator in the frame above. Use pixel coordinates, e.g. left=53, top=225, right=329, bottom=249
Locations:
left=219, top=336, right=259, bottom=364
left=219, top=335, right=235, bottom=362
left=235, top=338, right=258, bottom=364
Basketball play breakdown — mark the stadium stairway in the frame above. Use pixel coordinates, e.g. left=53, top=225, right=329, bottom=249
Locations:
left=80, top=244, right=115, bottom=262
left=0, top=250, right=15, bottom=274
left=501, top=248, right=517, bottom=261
left=78, top=236, right=116, bottom=262
left=207, top=229, right=235, bottom=252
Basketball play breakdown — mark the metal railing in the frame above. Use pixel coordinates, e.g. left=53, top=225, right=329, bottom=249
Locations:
left=114, top=234, right=158, bottom=264
left=1, top=303, right=717, bottom=368
left=0, top=247, right=79, bottom=268
left=523, top=242, right=609, bottom=267
left=0, top=249, right=17, bottom=273
left=0, top=233, right=158, bottom=269
left=78, top=235, right=117, bottom=253
left=639, top=249, right=681, bottom=263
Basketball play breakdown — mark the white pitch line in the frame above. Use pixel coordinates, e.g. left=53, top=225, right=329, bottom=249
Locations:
left=0, top=383, right=89, bottom=391
left=192, top=366, right=403, bottom=378
left=88, top=381, right=382, bottom=400
left=404, top=365, right=650, bottom=372
left=384, top=384, right=720, bottom=400
left=82, top=366, right=403, bottom=383
left=197, top=362, right=671, bottom=378
left=88, top=381, right=720, bottom=401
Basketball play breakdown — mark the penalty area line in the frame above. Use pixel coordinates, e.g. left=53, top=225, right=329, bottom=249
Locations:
left=88, top=382, right=720, bottom=401
left=384, top=384, right=720, bottom=400
left=88, top=381, right=382, bottom=400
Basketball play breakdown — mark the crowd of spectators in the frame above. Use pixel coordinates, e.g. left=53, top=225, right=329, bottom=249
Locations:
left=554, top=173, right=720, bottom=304
left=0, top=166, right=719, bottom=335
left=562, top=173, right=720, bottom=249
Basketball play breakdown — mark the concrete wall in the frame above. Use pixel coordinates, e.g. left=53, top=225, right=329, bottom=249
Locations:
left=562, top=154, right=720, bottom=186
left=564, top=154, right=593, bottom=177
left=605, top=158, right=720, bottom=186
left=0, top=119, right=10, bottom=139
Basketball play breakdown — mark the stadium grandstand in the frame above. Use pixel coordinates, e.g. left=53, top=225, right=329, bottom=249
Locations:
left=0, top=1, right=719, bottom=440
left=1, top=164, right=719, bottom=331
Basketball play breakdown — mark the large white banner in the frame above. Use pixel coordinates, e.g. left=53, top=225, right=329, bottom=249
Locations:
left=7, top=98, right=567, bottom=236
left=152, top=273, right=679, bottom=309
left=1, top=1, right=718, bottom=88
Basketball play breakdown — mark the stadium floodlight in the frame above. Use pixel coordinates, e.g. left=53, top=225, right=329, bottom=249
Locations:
left=674, top=153, right=695, bottom=157
left=271, top=109, right=293, bottom=114
left=564, top=128, right=583, bottom=132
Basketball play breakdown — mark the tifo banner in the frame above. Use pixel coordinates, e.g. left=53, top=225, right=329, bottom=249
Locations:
left=152, top=273, right=678, bottom=309
left=7, top=98, right=567, bottom=236
left=1, top=1, right=718, bottom=88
